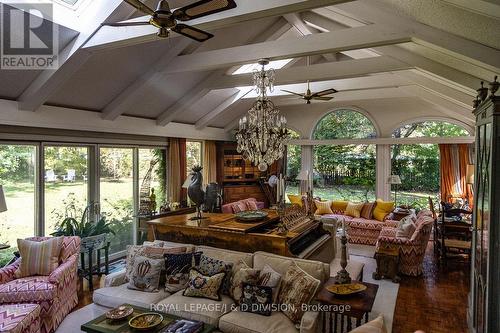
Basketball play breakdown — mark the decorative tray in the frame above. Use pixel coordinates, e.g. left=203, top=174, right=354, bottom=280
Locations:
left=129, top=313, right=164, bottom=330
left=326, top=283, right=367, bottom=296
left=105, top=305, right=134, bottom=321
left=235, top=210, right=268, bottom=222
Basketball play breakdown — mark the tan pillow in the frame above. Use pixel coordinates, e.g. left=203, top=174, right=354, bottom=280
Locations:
left=314, top=200, right=333, bottom=215
left=331, top=200, right=349, bottom=213
left=360, top=202, right=376, bottom=219
left=230, top=261, right=260, bottom=303
left=396, top=222, right=416, bottom=239
left=345, top=202, right=365, bottom=218
left=125, top=245, right=186, bottom=282
left=350, top=314, right=387, bottom=333
left=15, top=237, right=63, bottom=278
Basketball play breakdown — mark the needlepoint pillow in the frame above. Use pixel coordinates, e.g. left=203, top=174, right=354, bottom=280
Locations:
left=230, top=261, right=260, bottom=303
left=345, top=202, right=365, bottom=218
left=331, top=200, right=349, bottom=213
left=164, top=251, right=203, bottom=293
left=287, top=194, right=303, bottom=207
left=15, top=237, right=63, bottom=278
left=314, top=200, right=333, bottom=215
left=197, top=255, right=233, bottom=295
left=183, top=268, right=226, bottom=301
left=373, top=199, right=395, bottom=222
left=257, top=264, right=282, bottom=302
left=127, top=256, right=163, bottom=292
left=125, top=245, right=186, bottom=282
left=240, top=283, right=273, bottom=316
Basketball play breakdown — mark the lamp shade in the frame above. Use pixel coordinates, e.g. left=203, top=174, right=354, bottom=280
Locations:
left=296, top=169, right=309, bottom=181
left=387, top=175, right=402, bottom=185
left=182, top=176, right=191, bottom=189
left=466, top=164, right=475, bottom=185
left=0, top=186, right=6, bottom=213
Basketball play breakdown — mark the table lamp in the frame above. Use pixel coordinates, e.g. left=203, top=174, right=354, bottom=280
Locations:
left=387, top=175, right=402, bottom=206
left=0, top=185, right=6, bottom=213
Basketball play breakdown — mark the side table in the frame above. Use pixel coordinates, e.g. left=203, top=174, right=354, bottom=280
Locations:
left=373, top=243, right=400, bottom=283
left=316, top=278, right=378, bottom=333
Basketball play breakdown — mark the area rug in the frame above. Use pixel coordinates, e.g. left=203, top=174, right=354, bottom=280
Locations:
left=330, top=243, right=399, bottom=333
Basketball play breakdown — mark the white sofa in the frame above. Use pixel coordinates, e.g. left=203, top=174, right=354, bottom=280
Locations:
left=94, top=241, right=364, bottom=333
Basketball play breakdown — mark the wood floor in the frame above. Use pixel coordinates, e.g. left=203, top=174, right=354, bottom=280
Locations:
left=76, top=242, right=470, bottom=333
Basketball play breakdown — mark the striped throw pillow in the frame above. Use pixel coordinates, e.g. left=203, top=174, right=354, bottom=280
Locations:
left=15, top=237, right=63, bottom=278
left=314, top=200, right=333, bottom=215
left=345, top=202, right=365, bottom=218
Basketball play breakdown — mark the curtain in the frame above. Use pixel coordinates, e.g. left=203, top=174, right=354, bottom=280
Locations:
left=439, top=144, right=473, bottom=204
left=202, top=140, right=217, bottom=187
left=167, top=137, right=187, bottom=203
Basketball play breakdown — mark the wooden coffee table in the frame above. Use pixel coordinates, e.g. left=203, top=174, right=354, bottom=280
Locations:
left=316, top=278, right=379, bottom=333
left=81, top=304, right=216, bottom=333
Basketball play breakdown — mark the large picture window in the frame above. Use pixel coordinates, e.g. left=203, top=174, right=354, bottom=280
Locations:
left=186, top=141, right=202, bottom=174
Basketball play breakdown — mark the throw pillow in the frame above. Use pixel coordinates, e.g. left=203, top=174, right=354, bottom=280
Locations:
left=244, top=199, right=259, bottom=211
left=287, top=194, right=303, bottom=207
left=15, top=237, right=63, bottom=278
left=331, top=200, right=349, bottom=213
left=230, top=263, right=260, bottom=303
left=314, top=200, right=333, bottom=215
left=278, top=264, right=320, bottom=324
left=345, top=202, right=365, bottom=218
left=396, top=221, right=417, bottom=239
left=257, top=264, right=282, bottom=302
left=240, top=283, right=273, bottom=316
left=360, top=202, right=376, bottom=219
left=125, top=245, right=186, bottom=282
left=197, top=255, right=233, bottom=295
left=183, top=268, right=225, bottom=301
left=127, top=256, right=163, bottom=292
left=373, top=199, right=395, bottom=222
left=350, top=314, right=387, bottom=333
left=164, top=251, right=203, bottom=293
left=231, top=201, right=247, bottom=213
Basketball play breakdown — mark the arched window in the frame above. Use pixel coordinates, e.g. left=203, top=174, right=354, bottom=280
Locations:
left=313, top=109, right=377, bottom=140
left=392, top=120, right=470, bottom=138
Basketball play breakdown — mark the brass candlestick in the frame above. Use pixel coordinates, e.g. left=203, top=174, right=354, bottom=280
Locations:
left=334, top=233, right=352, bottom=284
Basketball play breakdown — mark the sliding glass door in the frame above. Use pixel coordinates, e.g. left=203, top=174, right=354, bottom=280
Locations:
left=43, top=145, right=89, bottom=235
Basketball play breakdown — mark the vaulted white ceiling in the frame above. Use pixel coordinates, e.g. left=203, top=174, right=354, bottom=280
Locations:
left=1, top=0, right=499, bottom=140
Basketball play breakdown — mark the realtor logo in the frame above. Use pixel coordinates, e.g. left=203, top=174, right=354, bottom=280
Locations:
left=1, top=2, right=58, bottom=69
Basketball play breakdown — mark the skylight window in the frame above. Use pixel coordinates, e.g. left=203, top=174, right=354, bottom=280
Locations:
left=232, top=58, right=293, bottom=75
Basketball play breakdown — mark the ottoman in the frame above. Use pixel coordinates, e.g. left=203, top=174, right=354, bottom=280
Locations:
left=0, top=304, right=41, bottom=333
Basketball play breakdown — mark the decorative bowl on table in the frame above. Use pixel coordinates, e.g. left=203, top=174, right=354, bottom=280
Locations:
left=105, top=305, right=134, bottom=322
left=326, top=283, right=367, bottom=296
left=128, top=313, right=163, bottom=330
left=235, top=210, right=268, bottom=222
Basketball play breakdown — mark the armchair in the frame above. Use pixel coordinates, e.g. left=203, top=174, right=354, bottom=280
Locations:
left=376, top=211, right=434, bottom=276
left=0, top=236, right=80, bottom=333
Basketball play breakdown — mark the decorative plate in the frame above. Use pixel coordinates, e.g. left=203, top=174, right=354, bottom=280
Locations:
left=105, top=305, right=133, bottom=321
left=128, top=313, right=163, bottom=330
left=327, top=283, right=367, bottom=296
left=235, top=210, right=268, bottom=222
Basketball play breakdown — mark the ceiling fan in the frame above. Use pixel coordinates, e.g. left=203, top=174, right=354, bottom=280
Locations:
left=102, top=0, right=237, bottom=42
left=280, top=56, right=338, bottom=104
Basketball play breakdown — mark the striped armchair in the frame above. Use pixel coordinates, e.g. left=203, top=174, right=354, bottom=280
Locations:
left=0, top=236, right=80, bottom=333
left=376, top=210, right=434, bottom=276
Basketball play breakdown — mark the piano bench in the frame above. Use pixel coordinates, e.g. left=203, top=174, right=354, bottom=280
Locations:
left=331, top=258, right=365, bottom=281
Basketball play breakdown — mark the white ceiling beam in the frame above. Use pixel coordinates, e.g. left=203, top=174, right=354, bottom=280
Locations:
left=211, top=55, right=412, bottom=90
left=155, top=19, right=293, bottom=126
left=17, top=0, right=125, bottom=112
left=338, top=0, right=500, bottom=73
left=441, top=0, right=500, bottom=20
left=101, top=38, right=192, bottom=120
left=158, top=24, right=411, bottom=74
left=84, top=0, right=356, bottom=51
left=195, top=89, right=250, bottom=130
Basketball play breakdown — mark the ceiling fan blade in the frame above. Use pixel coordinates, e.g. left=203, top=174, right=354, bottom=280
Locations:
left=173, top=0, right=237, bottom=21
left=311, top=88, right=338, bottom=97
left=101, top=21, right=151, bottom=27
left=172, top=24, right=214, bottom=42
left=281, top=89, right=305, bottom=97
left=312, top=96, right=334, bottom=101
left=123, top=0, right=155, bottom=16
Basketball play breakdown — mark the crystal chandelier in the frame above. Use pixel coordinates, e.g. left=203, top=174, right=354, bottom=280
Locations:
left=236, top=59, right=290, bottom=171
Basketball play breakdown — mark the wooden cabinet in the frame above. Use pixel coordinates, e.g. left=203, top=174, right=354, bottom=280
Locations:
left=216, top=142, right=283, bottom=206
left=470, top=95, right=499, bottom=333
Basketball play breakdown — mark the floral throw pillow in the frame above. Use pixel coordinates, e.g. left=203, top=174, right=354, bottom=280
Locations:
left=230, top=263, right=260, bottom=303
left=257, top=264, right=282, bottom=302
left=183, top=268, right=225, bottom=301
left=197, top=255, right=233, bottom=295
left=127, top=256, right=163, bottom=292
left=240, top=283, right=273, bottom=316
left=164, top=252, right=203, bottom=293
left=278, top=264, right=320, bottom=324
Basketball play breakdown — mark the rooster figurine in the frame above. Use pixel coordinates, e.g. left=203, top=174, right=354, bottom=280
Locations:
left=187, top=165, right=205, bottom=220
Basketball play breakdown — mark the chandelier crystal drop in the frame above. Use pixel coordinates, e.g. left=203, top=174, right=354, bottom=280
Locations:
left=236, top=59, right=290, bottom=171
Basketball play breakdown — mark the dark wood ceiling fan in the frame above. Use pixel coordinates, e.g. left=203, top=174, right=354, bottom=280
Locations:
left=281, top=56, right=338, bottom=104
left=102, top=0, right=237, bottom=42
